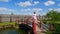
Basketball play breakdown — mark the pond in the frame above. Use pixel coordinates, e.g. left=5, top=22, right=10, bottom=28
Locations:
left=0, top=28, right=28, bottom=34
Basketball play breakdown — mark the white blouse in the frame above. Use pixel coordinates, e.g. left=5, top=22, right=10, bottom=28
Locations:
left=33, top=14, right=37, bottom=23
left=33, top=14, right=37, bottom=20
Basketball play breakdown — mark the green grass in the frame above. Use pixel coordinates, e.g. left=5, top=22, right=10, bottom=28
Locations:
left=43, top=20, right=60, bottom=24
left=0, top=22, right=16, bottom=26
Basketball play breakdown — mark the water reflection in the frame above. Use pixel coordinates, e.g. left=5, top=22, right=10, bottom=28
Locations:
left=0, top=28, right=28, bottom=34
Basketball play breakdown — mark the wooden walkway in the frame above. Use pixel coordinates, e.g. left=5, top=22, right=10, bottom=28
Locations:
left=28, top=23, right=45, bottom=34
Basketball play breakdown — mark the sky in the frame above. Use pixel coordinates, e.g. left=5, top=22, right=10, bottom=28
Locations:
left=0, top=0, right=60, bottom=16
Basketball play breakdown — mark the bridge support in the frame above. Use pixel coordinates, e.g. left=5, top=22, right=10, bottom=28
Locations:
left=49, top=24, right=53, bottom=31
left=40, top=21, right=42, bottom=31
left=18, top=23, right=34, bottom=34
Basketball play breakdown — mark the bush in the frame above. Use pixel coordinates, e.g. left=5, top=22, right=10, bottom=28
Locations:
left=46, top=23, right=60, bottom=34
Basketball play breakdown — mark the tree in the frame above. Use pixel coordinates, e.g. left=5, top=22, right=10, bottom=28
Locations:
left=46, top=10, right=60, bottom=30
left=46, top=10, right=60, bottom=22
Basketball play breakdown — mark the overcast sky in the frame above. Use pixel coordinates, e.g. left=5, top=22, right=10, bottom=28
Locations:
left=0, top=0, right=60, bottom=15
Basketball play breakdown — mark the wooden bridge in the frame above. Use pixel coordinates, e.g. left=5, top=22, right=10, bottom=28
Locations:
left=18, top=21, right=49, bottom=34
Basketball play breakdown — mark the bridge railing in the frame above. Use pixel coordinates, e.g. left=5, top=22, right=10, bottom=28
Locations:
left=37, top=22, right=49, bottom=32
left=42, top=23, right=49, bottom=31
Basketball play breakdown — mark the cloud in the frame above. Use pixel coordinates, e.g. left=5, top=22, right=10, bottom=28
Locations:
left=17, top=1, right=32, bottom=7
left=32, top=8, right=42, bottom=11
left=54, top=8, right=60, bottom=12
left=48, top=8, right=60, bottom=12
left=0, top=7, right=7, bottom=11
left=44, top=1, right=55, bottom=6
left=20, top=8, right=31, bottom=12
left=48, top=8, right=54, bottom=11
left=0, top=0, right=9, bottom=2
left=17, top=1, right=40, bottom=7
left=33, top=1, right=40, bottom=5
left=20, top=8, right=43, bottom=15
left=0, top=7, right=15, bottom=12
left=20, top=8, right=43, bottom=12
left=28, top=0, right=33, bottom=2
left=58, top=3, right=60, bottom=6
left=41, top=12, right=47, bottom=16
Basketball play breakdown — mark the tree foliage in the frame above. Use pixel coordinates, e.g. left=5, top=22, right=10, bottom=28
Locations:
left=46, top=10, right=60, bottom=34
left=46, top=10, right=60, bottom=21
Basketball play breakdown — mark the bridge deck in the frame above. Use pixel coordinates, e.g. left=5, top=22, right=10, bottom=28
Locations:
left=28, top=24, right=45, bottom=34
left=19, top=22, right=48, bottom=34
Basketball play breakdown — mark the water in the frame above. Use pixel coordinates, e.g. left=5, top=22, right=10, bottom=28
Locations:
left=0, top=28, right=28, bottom=34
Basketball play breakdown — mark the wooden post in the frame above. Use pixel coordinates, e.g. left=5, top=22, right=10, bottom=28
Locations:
left=16, top=17, right=19, bottom=24
left=26, top=18, right=29, bottom=24
left=28, top=31, right=30, bottom=34
left=49, top=24, right=53, bottom=31
left=40, top=21, right=42, bottom=31
left=10, top=16, right=12, bottom=22
left=16, top=18, right=18, bottom=24
left=0, top=16, right=2, bottom=23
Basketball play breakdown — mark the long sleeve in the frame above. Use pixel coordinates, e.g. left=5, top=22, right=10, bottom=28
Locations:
left=33, top=14, right=37, bottom=23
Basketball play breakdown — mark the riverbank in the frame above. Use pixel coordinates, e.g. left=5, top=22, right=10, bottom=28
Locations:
left=0, top=28, right=28, bottom=34
left=0, top=22, right=19, bottom=30
left=0, top=22, right=33, bottom=34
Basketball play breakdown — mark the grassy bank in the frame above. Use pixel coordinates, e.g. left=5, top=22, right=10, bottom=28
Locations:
left=0, top=22, right=16, bottom=26
left=0, top=22, right=19, bottom=29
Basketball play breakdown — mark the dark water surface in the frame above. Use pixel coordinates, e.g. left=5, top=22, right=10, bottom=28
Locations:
left=0, top=28, right=28, bottom=34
